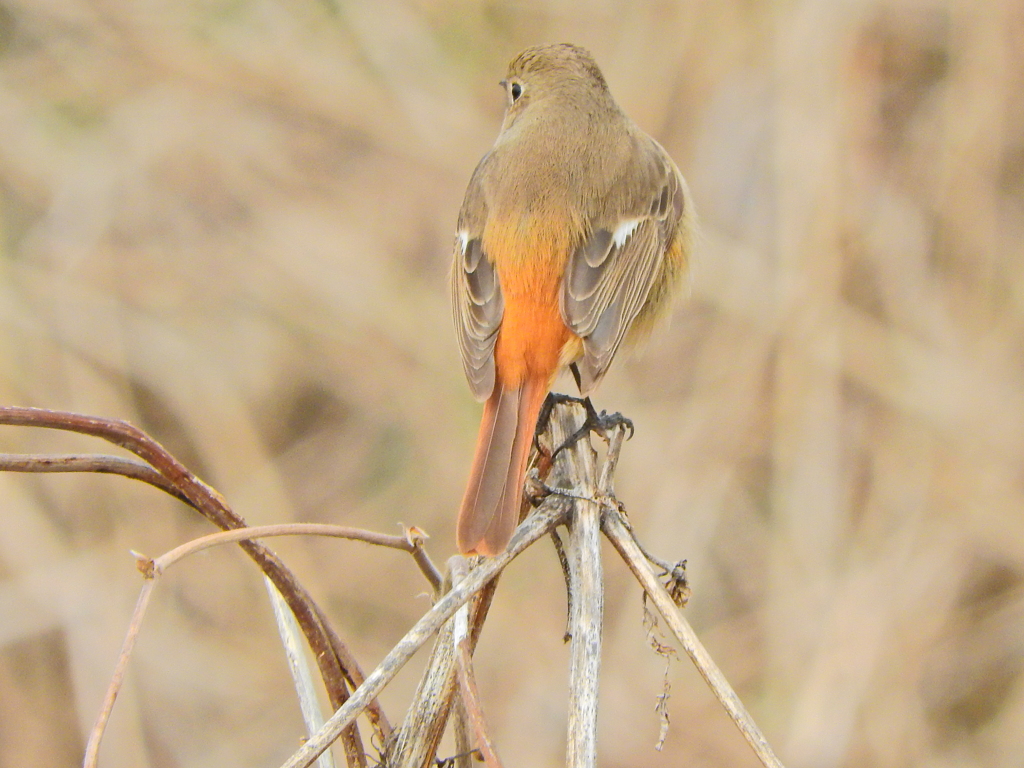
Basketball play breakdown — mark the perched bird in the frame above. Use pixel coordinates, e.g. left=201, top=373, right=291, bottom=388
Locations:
left=451, top=43, right=695, bottom=555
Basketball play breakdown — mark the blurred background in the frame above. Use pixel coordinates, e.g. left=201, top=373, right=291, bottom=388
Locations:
left=1, top=0, right=1022, bottom=766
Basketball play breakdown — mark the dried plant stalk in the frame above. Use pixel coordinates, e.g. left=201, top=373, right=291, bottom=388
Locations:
left=603, top=511, right=784, bottom=768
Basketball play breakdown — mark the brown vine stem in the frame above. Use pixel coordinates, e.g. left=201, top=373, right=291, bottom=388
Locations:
left=0, top=406, right=383, bottom=761
left=0, top=452, right=192, bottom=505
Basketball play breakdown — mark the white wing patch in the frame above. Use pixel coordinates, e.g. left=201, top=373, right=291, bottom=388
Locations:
left=612, top=219, right=641, bottom=248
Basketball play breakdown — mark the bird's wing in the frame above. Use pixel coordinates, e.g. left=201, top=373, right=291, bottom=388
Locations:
left=451, top=156, right=503, bottom=401
left=561, top=136, right=686, bottom=394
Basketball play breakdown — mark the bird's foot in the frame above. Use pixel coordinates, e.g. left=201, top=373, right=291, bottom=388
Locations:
left=536, top=392, right=634, bottom=463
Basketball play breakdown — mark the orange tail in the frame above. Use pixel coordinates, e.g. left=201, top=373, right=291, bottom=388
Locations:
left=457, top=377, right=549, bottom=555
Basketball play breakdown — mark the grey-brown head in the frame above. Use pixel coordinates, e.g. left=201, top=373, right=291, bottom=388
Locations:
left=497, top=43, right=614, bottom=129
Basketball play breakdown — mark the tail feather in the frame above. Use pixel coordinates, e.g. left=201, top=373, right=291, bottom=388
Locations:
left=457, top=386, right=519, bottom=553
left=457, top=378, right=548, bottom=555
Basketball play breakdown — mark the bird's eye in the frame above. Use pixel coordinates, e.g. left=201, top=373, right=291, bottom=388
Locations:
left=510, top=82, right=522, bottom=102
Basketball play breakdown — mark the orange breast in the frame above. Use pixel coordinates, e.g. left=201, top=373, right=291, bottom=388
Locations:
left=483, top=212, right=579, bottom=388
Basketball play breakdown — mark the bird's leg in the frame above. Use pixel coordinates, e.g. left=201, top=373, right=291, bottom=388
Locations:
left=569, top=361, right=584, bottom=392
left=537, top=364, right=634, bottom=462
left=533, top=391, right=589, bottom=453
left=569, top=362, right=634, bottom=439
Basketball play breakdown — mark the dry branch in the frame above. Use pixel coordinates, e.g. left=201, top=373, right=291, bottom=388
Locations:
left=386, top=573, right=461, bottom=767
left=548, top=402, right=605, bottom=768
left=151, top=523, right=440, bottom=593
left=386, top=557, right=500, bottom=768
left=454, top=632, right=502, bottom=768
left=0, top=452, right=192, bottom=503
left=603, top=511, right=784, bottom=768
left=0, top=406, right=384, bottom=762
left=82, top=581, right=156, bottom=768
left=278, top=498, right=571, bottom=768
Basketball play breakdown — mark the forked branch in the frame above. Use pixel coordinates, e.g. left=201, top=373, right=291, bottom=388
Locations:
left=0, top=406, right=409, bottom=765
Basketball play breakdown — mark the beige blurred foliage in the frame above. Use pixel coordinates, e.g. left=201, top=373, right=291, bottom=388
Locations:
left=1, top=0, right=1022, bottom=766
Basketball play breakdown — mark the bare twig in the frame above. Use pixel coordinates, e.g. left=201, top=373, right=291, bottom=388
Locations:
left=603, top=510, right=785, bottom=768
left=387, top=555, right=498, bottom=768
left=279, top=497, right=572, bottom=768
left=152, top=523, right=416, bottom=751
left=449, top=558, right=475, bottom=768
left=148, top=523, right=435, bottom=754
left=82, top=580, right=156, bottom=768
left=403, top=526, right=445, bottom=595
left=0, top=452, right=192, bottom=505
left=84, top=531, right=388, bottom=768
left=314, top=603, right=392, bottom=747
left=150, top=523, right=438, bottom=591
left=454, top=635, right=502, bottom=768
left=454, top=560, right=500, bottom=768
left=625, top=524, right=680, bottom=578
left=387, top=583, right=459, bottom=766
left=0, top=406, right=379, bottom=745
left=448, top=557, right=502, bottom=768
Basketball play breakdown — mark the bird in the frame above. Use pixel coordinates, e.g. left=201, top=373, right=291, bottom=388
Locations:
left=451, top=43, right=695, bottom=555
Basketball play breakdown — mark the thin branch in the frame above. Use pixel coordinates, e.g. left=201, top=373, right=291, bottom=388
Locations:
left=387, top=554, right=500, bottom=768
left=0, top=452, right=192, bottom=505
left=150, top=524, right=435, bottom=580
left=602, top=510, right=785, bottom=768
left=0, top=406, right=373, bottom=733
left=454, top=636, right=502, bottom=768
left=279, top=497, right=572, bottom=768
left=449, top=557, right=502, bottom=768
left=313, top=603, right=392, bottom=746
left=82, top=580, right=156, bottom=768
left=402, top=526, right=445, bottom=595
left=444, top=558, right=476, bottom=768
left=455, top=559, right=500, bottom=768
left=85, top=533, right=381, bottom=768
left=0, top=451, right=441, bottom=595
left=624, top=524, right=681, bottom=577
left=0, top=407, right=237, bottom=526
left=387, top=582, right=460, bottom=767
left=550, top=528, right=572, bottom=642
left=148, top=523, right=403, bottom=745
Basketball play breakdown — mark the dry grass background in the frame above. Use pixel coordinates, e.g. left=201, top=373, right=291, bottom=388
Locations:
left=0, top=0, right=1022, bottom=766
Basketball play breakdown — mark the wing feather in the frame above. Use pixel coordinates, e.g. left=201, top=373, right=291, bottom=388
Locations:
left=561, top=138, right=686, bottom=394
left=451, top=157, right=503, bottom=401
